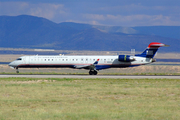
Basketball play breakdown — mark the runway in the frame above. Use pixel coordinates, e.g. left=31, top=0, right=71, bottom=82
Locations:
left=0, top=75, right=180, bottom=79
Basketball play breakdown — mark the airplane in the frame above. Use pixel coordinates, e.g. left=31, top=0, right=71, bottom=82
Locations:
left=9, top=42, right=169, bottom=75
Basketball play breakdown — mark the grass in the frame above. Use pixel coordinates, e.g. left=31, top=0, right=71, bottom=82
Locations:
left=0, top=78, right=180, bottom=119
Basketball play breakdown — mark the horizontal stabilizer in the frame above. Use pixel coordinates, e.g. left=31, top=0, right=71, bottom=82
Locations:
left=148, top=42, right=169, bottom=48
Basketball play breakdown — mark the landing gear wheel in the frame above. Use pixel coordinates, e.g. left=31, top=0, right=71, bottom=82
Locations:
left=89, top=71, right=93, bottom=75
left=89, top=70, right=98, bottom=75
left=93, top=70, right=97, bottom=75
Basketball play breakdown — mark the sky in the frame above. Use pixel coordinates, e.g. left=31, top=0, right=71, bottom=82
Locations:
left=0, top=0, right=180, bottom=26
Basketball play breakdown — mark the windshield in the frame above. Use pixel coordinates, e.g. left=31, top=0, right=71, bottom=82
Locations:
left=16, top=58, right=22, bottom=60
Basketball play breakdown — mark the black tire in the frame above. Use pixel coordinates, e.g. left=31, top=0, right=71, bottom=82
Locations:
left=89, top=71, right=93, bottom=75
left=93, top=71, right=98, bottom=75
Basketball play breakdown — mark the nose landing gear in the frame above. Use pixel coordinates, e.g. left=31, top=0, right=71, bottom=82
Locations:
left=89, top=70, right=98, bottom=75
left=16, top=67, right=19, bottom=73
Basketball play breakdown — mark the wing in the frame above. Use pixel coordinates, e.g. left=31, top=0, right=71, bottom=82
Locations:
left=74, top=59, right=99, bottom=70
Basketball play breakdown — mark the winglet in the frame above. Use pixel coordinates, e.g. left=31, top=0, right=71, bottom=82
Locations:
left=93, top=59, right=100, bottom=65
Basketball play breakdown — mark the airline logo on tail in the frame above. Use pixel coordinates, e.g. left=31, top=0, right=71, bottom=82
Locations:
left=135, top=42, right=169, bottom=58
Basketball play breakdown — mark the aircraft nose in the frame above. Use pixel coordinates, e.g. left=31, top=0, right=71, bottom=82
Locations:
left=9, top=61, right=15, bottom=67
left=9, top=62, right=12, bottom=66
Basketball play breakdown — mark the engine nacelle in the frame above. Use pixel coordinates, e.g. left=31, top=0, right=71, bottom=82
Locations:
left=118, top=55, right=135, bottom=62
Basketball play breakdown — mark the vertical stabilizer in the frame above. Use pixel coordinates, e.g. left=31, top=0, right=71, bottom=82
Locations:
left=135, top=42, right=169, bottom=58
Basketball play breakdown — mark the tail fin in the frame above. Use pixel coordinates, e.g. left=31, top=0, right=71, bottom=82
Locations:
left=135, top=42, right=169, bottom=58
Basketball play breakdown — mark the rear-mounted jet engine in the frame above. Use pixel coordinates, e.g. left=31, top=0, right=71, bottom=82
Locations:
left=118, top=55, right=135, bottom=62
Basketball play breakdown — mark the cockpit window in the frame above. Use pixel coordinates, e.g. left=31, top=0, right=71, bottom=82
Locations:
left=16, top=58, right=22, bottom=60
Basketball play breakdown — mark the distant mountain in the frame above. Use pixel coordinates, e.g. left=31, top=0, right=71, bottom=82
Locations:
left=132, top=26, right=180, bottom=40
left=0, top=15, right=180, bottom=52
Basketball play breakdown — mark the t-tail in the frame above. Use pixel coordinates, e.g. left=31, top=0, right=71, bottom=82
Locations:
left=135, top=42, right=169, bottom=58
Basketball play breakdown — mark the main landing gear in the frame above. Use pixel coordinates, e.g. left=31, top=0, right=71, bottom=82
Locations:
left=16, top=67, right=19, bottom=73
left=89, top=70, right=98, bottom=75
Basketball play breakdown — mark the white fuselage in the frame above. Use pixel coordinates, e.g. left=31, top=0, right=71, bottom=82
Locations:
left=9, top=55, right=153, bottom=70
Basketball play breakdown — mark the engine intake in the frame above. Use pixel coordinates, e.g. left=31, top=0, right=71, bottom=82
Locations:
left=118, top=55, right=135, bottom=62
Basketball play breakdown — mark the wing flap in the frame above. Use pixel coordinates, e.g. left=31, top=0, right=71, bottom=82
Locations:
left=74, top=65, right=90, bottom=69
left=74, top=59, right=100, bottom=70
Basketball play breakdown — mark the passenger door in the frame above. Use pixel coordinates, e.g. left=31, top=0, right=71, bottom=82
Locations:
left=25, top=56, right=30, bottom=64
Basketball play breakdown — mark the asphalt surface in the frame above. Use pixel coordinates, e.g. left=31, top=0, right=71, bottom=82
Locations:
left=0, top=75, right=180, bottom=79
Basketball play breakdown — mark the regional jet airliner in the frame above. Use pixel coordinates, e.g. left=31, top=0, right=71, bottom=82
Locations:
left=9, top=42, right=168, bottom=75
